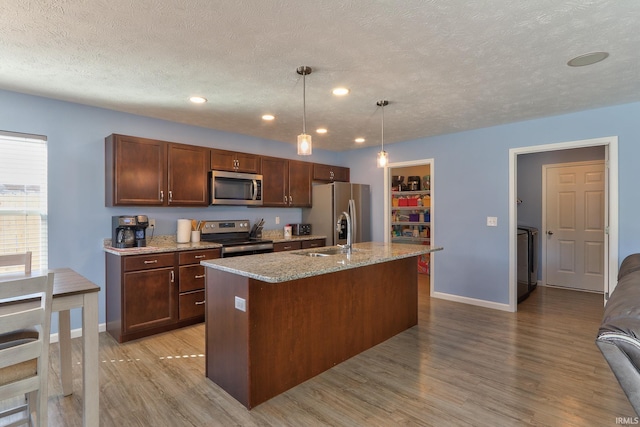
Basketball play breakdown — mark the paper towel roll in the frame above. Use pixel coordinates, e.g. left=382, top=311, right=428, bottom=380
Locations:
left=177, top=219, right=192, bottom=243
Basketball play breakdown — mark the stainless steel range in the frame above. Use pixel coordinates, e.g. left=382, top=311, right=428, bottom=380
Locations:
left=200, top=219, right=273, bottom=257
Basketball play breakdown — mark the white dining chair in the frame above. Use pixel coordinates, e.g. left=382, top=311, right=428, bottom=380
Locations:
left=0, top=252, right=32, bottom=274
left=0, top=271, right=54, bottom=427
left=0, top=251, right=38, bottom=349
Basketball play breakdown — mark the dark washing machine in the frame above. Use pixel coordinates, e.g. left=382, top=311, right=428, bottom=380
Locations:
left=517, top=226, right=538, bottom=303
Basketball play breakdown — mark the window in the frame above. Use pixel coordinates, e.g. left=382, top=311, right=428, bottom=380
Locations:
left=0, top=131, right=48, bottom=272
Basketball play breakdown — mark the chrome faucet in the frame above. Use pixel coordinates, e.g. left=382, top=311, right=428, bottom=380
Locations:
left=336, top=211, right=352, bottom=251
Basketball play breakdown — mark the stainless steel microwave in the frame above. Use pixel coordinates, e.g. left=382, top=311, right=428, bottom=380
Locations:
left=210, top=170, right=263, bottom=206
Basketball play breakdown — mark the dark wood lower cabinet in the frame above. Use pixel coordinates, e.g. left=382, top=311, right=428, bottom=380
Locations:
left=301, top=238, right=325, bottom=249
left=178, top=249, right=219, bottom=320
left=106, top=248, right=220, bottom=343
left=273, top=238, right=325, bottom=252
left=123, top=267, right=176, bottom=332
left=272, top=241, right=301, bottom=252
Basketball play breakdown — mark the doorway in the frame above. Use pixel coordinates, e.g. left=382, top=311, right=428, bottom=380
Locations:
left=509, top=137, right=618, bottom=311
left=543, top=160, right=605, bottom=292
left=384, top=158, right=434, bottom=294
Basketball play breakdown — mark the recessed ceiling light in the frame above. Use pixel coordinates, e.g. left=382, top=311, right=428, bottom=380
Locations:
left=316, top=128, right=327, bottom=134
left=355, top=138, right=365, bottom=143
left=262, top=114, right=275, bottom=121
left=567, top=52, right=609, bottom=67
left=189, top=96, right=207, bottom=104
left=332, top=87, right=350, bottom=96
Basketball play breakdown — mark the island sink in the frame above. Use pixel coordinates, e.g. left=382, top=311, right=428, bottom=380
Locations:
left=291, top=246, right=363, bottom=257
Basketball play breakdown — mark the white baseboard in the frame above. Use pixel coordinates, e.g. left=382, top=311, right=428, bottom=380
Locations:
left=431, top=291, right=512, bottom=312
left=50, top=323, right=107, bottom=344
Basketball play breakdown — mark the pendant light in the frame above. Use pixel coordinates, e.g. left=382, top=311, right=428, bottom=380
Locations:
left=297, top=66, right=313, bottom=155
left=377, top=100, right=389, bottom=168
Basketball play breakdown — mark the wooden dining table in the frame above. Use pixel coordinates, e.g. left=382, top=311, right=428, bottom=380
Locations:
left=0, top=268, right=100, bottom=426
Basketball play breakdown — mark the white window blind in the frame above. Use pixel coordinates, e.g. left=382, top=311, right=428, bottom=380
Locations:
left=0, top=131, right=48, bottom=272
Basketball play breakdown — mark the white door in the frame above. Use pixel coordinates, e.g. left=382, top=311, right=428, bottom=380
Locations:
left=545, top=161, right=605, bottom=292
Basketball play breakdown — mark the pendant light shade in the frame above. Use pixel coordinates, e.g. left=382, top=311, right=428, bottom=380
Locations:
left=377, top=100, right=389, bottom=168
left=377, top=150, right=388, bottom=168
left=297, top=66, right=312, bottom=155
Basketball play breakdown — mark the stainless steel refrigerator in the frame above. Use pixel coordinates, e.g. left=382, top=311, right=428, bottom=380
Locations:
left=302, top=182, right=371, bottom=246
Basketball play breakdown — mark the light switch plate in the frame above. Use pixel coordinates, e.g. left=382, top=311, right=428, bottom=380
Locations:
left=234, top=296, right=246, bottom=312
left=487, top=216, right=498, bottom=227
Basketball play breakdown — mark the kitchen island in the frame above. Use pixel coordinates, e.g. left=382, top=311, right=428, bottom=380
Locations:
left=201, top=241, right=443, bottom=408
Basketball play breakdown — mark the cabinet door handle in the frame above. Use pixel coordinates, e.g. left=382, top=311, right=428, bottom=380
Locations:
left=160, top=190, right=164, bottom=202
left=195, top=300, right=205, bottom=305
left=169, top=190, right=173, bottom=202
left=289, top=195, right=292, bottom=205
left=195, top=274, right=205, bottom=279
left=170, top=271, right=175, bottom=283
left=194, top=255, right=206, bottom=259
left=143, top=259, right=158, bottom=264
left=283, top=246, right=292, bottom=250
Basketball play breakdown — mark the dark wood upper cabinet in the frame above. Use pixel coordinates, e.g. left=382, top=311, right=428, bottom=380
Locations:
left=211, top=148, right=261, bottom=174
left=106, top=134, right=208, bottom=207
left=260, top=156, right=288, bottom=207
left=313, top=163, right=350, bottom=182
left=106, top=134, right=166, bottom=206
left=261, top=157, right=312, bottom=207
left=288, top=159, right=312, bottom=207
left=106, top=133, right=345, bottom=208
left=167, top=143, right=209, bottom=206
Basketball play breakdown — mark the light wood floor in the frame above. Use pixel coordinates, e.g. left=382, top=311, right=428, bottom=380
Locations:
left=26, top=276, right=639, bottom=425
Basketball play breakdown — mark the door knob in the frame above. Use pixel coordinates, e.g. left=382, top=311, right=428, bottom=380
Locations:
left=547, top=230, right=554, bottom=235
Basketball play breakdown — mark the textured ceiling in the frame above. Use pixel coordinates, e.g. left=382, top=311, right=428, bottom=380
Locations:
left=1, top=1, right=639, bottom=151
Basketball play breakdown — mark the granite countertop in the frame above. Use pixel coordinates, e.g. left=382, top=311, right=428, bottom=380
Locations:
left=102, top=233, right=327, bottom=256
left=103, top=235, right=222, bottom=255
left=201, top=241, right=443, bottom=283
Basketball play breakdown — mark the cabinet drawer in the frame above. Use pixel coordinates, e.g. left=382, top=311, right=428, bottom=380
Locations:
left=179, top=265, right=206, bottom=293
left=301, top=239, right=325, bottom=249
left=273, top=241, right=302, bottom=252
left=179, top=290, right=205, bottom=320
left=123, top=253, right=175, bottom=272
left=178, top=249, right=220, bottom=265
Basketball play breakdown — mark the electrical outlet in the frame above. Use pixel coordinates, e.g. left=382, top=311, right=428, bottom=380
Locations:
left=235, top=296, right=246, bottom=312
left=275, top=216, right=280, bottom=225
left=487, top=216, right=498, bottom=227
left=149, top=218, right=156, bottom=227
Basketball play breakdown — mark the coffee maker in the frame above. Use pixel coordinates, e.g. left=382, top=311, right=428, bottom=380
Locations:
left=133, top=215, right=149, bottom=247
left=112, top=215, right=149, bottom=248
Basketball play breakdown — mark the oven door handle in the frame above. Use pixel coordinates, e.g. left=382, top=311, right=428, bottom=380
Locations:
left=251, top=179, right=258, bottom=200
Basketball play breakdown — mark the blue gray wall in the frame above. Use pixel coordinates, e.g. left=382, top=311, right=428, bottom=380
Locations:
left=345, top=102, right=639, bottom=304
left=2, top=87, right=640, bottom=328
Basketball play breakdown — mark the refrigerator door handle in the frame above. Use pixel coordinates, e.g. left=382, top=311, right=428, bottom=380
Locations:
left=349, top=199, right=357, bottom=243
